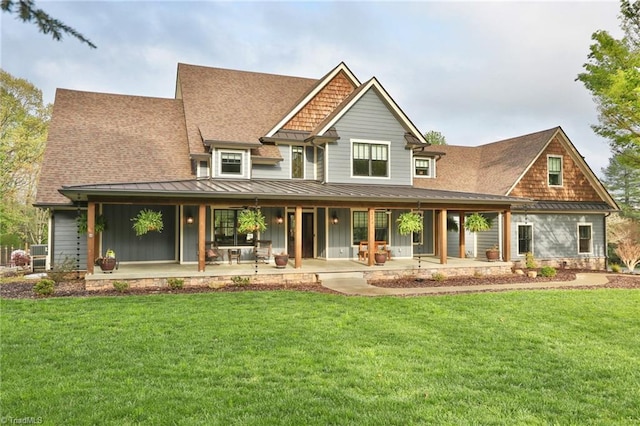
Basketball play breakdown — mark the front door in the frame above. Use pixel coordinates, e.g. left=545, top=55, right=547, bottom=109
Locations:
left=287, top=212, right=314, bottom=258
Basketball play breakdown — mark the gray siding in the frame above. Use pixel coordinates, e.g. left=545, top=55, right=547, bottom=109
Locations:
left=259, top=207, right=286, bottom=255
left=102, top=204, right=176, bottom=262
left=51, top=209, right=87, bottom=269
left=182, top=205, right=212, bottom=262
left=305, top=146, right=315, bottom=180
left=327, top=90, right=412, bottom=185
left=252, top=145, right=288, bottom=179
left=317, top=208, right=326, bottom=258
left=390, top=210, right=412, bottom=258
left=327, top=208, right=352, bottom=258
left=510, top=213, right=606, bottom=260
left=316, top=146, right=325, bottom=182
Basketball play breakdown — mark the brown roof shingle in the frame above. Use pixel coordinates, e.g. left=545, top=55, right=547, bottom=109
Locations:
left=36, top=89, right=193, bottom=205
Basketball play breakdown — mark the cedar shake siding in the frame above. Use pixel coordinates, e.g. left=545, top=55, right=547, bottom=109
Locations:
left=284, top=71, right=356, bottom=131
left=509, top=136, right=602, bottom=201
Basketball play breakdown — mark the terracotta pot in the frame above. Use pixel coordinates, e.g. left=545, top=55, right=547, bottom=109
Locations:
left=485, top=249, right=500, bottom=262
left=99, top=257, right=117, bottom=273
left=374, top=252, right=387, bottom=265
left=274, top=255, right=288, bottom=268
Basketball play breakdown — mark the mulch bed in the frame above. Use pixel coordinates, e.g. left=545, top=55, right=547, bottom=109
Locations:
left=1, top=270, right=638, bottom=299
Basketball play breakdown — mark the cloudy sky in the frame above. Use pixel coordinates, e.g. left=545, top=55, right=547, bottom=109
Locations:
left=1, top=1, right=623, bottom=175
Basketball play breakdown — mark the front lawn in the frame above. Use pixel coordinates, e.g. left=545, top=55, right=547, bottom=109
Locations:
left=1, top=290, right=639, bottom=425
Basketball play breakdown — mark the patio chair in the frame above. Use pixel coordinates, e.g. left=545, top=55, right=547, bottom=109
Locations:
left=254, top=240, right=272, bottom=263
left=204, top=242, right=222, bottom=265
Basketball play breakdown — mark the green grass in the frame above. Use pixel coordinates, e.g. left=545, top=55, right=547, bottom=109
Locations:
left=2, top=290, right=639, bottom=425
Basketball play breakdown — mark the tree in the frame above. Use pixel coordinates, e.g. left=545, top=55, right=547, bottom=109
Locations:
left=576, top=0, right=640, bottom=166
left=601, top=151, right=640, bottom=219
left=0, top=69, right=51, bottom=245
left=1, top=0, right=96, bottom=48
left=608, top=215, right=640, bottom=272
left=424, top=130, right=447, bottom=145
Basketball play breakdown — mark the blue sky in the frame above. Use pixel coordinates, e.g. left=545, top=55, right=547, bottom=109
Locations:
left=1, top=1, right=623, bottom=175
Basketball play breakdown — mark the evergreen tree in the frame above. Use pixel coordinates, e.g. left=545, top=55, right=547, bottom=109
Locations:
left=601, top=151, right=640, bottom=219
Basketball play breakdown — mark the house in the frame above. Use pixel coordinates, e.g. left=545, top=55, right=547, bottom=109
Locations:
left=35, top=62, right=617, bottom=275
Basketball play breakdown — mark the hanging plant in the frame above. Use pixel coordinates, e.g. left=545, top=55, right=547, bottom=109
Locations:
left=131, top=209, right=164, bottom=236
left=77, top=212, right=107, bottom=235
left=397, top=211, right=423, bottom=236
left=464, top=212, right=492, bottom=233
left=447, top=217, right=459, bottom=232
left=237, top=209, right=267, bottom=234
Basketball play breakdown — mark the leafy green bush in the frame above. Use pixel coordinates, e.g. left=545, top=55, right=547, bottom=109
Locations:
left=610, top=263, right=622, bottom=273
left=33, top=279, right=55, bottom=296
left=167, top=278, right=184, bottom=290
left=525, top=252, right=537, bottom=269
left=432, top=272, right=446, bottom=282
left=231, top=276, right=250, bottom=285
left=113, top=281, right=130, bottom=293
left=540, top=266, right=557, bottom=278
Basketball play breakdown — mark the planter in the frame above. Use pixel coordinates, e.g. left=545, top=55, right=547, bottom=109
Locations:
left=485, top=249, right=500, bottom=262
left=98, top=257, right=117, bottom=273
left=374, top=252, right=387, bottom=265
left=274, top=254, right=289, bottom=268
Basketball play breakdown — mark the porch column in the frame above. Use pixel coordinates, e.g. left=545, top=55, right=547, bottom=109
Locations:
left=295, top=206, right=302, bottom=268
left=459, top=211, right=466, bottom=258
left=438, top=209, right=447, bottom=264
left=502, top=210, right=511, bottom=262
left=86, top=201, right=96, bottom=275
left=198, top=204, right=206, bottom=272
left=367, top=207, right=375, bottom=266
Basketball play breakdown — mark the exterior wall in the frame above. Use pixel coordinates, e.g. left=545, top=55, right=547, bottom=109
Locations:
left=316, top=146, right=325, bottom=182
left=510, top=212, right=606, bottom=268
left=413, top=210, right=434, bottom=255
left=252, top=145, right=288, bottom=180
left=182, top=205, right=212, bottom=262
left=102, top=204, right=177, bottom=262
left=390, top=210, right=412, bottom=258
left=326, top=90, right=412, bottom=185
left=305, top=146, right=315, bottom=179
left=327, top=208, right=352, bottom=259
left=317, top=207, right=327, bottom=258
left=509, top=136, right=602, bottom=201
left=212, top=148, right=250, bottom=179
left=51, top=209, right=87, bottom=269
left=258, top=207, right=286, bottom=255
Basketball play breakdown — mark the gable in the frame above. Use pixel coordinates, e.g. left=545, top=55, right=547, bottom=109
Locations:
left=283, top=71, right=357, bottom=132
left=509, top=135, right=603, bottom=201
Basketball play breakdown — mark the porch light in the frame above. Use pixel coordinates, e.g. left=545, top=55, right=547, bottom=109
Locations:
left=332, top=214, right=339, bottom=225
left=276, top=214, right=284, bottom=225
left=186, top=216, right=194, bottom=225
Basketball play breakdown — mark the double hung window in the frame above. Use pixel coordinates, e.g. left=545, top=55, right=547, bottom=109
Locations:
left=353, top=142, right=388, bottom=177
left=220, top=152, right=242, bottom=175
left=352, top=211, right=389, bottom=244
left=578, top=224, right=592, bottom=254
left=517, top=224, right=533, bottom=255
left=548, top=156, right=563, bottom=186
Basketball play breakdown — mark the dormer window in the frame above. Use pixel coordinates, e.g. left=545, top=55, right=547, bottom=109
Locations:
left=292, top=146, right=304, bottom=179
left=548, top=155, right=563, bottom=186
left=197, top=160, right=210, bottom=178
left=414, top=158, right=431, bottom=177
left=220, top=151, right=243, bottom=175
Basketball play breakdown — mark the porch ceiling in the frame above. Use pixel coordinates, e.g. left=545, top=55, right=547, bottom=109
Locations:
left=60, top=178, right=531, bottom=207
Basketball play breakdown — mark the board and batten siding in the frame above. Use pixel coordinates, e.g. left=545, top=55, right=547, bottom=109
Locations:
left=51, top=209, right=87, bottom=269
left=510, top=213, right=606, bottom=259
left=327, top=90, right=412, bottom=185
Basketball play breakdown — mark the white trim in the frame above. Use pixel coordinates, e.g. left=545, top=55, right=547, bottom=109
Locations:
left=265, top=63, right=360, bottom=138
left=315, top=78, right=427, bottom=144
left=350, top=139, right=391, bottom=179
left=217, top=149, right=247, bottom=178
left=577, top=223, right=593, bottom=254
left=516, top=222, right=534, bottom=256
left=196, top=157, right=211, bottom=179
left=547, top=154, right=564, bottom=187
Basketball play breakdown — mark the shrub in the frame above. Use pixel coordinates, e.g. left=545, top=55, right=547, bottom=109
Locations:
left=610, top=263, right=622, bottom=273
left=432, top=272, right=446, bottom=282
left=11, top=250, right=30, bottom=267
left=113, top=281, right=130, bottom=293
left=47, top=256, right=76, bottom=283
left=525, top=252, right=537, bottom=269
left=231, top=276, right=250, bottom=285
left=33, top=279, right=55, bottom=296
left=167, top=278, right=184, bottom=290
left=539, top=266, right=557, bottom=278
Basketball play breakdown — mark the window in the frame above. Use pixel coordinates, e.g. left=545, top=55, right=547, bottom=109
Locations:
left=213, top=209, right=253, bottom=246
left=292, top=146, right=304, bottom=179
left=548, top=155, right=563, bottom=186
left=352, top=211, right=389, bottom=244
left=518, top=224, right=533, bottom=255
left=414, top=158, right=431, bottom=177
left=578, top=224, right=592, bottom=254
left=220, top=152, right=242, bottom=175
left=353, top=141, right=388, bottom=177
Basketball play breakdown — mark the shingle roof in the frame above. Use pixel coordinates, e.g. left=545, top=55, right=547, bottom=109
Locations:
left=59, top=178, right=531, bottom=206
left=36, top=89, right=193, bottom=206
left=177, top=63, right=318, bottom=154
left=415, top=127, right=559, bottom=195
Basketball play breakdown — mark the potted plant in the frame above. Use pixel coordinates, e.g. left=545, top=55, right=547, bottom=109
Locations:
left=397, top=211, right=423, bottom=236
left=486, top=245, right=500, bottom=261
left=76, top=212, right=107, bottom=235
left=95, top=248, right=117, bottom=272
left=274, top=252, right=288, bottom=268
left=237, top=208, right=267, bottom=234
left=131, top=209, right=164, bottom=236
left=374, top=250, right=387, bottom=265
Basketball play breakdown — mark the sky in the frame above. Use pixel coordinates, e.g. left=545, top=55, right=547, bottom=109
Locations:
left=1, top=0, right=624, bottom=176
